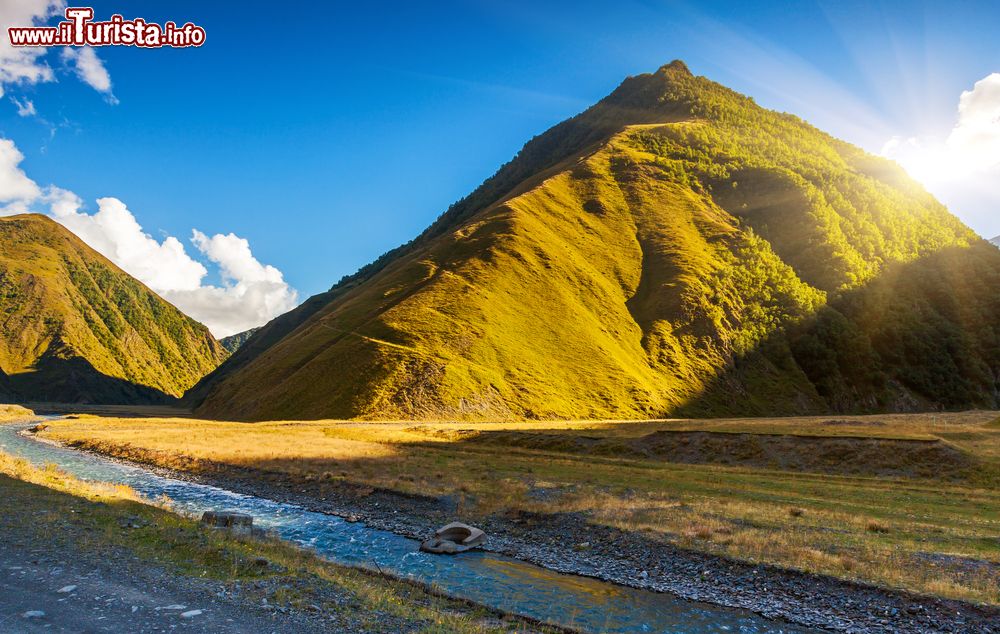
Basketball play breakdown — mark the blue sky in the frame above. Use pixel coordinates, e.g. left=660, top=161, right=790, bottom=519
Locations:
left=2, top=0, right=999, bottom=334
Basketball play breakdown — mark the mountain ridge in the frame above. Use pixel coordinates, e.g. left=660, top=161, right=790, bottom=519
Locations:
left=188, top=62, right=995, bottom=421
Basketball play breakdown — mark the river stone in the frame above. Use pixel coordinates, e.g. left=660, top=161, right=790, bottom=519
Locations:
left=200, top=511, right=253, bottom=536
left=420, top=521, right=486, bottom=554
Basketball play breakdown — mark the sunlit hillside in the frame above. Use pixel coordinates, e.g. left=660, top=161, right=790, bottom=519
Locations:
left=0, top=214, right=227, bottom=403
left=190, top=62, right=996, bottom=421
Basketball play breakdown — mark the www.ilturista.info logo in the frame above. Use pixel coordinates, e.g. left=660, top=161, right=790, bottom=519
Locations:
left=8, top=7, right=205, bottom=48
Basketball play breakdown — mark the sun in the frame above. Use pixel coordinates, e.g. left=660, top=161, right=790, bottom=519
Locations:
left=881, top=137, right=971, bottom=189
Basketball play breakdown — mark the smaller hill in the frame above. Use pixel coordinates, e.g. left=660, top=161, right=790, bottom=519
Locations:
left=0, top=214, right=227, bottom=404
left=220, top=327, right=261, bottom=354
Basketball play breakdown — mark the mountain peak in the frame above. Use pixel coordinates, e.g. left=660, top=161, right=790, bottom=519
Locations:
left=602, top=59, right=702, bottom=115
left=657, top=59, right=692, bottom=76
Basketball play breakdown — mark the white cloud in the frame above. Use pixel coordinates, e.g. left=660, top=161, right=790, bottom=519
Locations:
left=45, top=185, right=80, bottom=217
left=949, top=73, right=1000, bottom=169
left=11, top=96, right=37, bottom=117
left=883, top=73, right=1000, bottom=179
left=172, top=231, right=299, bottom=337
left=0, top=136, right=298, bottom=337
left=0, top=0, right=63, bottom=97
left=193, top=231, right=279, bottom=285
left=882, top=73, right=1000, bottom=238
left=61, top=47, right=117, bottom=103
left=54, top=196, right=208, bottom=292
left=1, top=0, right=117, bottom=101
left=0, top=138, right=42, bottom=212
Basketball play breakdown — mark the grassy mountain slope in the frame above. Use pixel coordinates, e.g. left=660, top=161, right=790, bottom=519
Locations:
left=0, top=214, right=226, bottom=403
left=191, top=62, right=989, bottom=421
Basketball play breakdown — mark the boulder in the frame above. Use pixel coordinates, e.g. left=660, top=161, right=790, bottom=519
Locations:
left=200, top=511, right=253, bottom=536
left=419, top=521, right=486, bottom=554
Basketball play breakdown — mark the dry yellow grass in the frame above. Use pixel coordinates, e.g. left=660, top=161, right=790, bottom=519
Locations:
left=0, top=450, right=141, bottom=502
left=0, top=403, right=34, bottom=421
left=38, top=410, right=1000, bottom=605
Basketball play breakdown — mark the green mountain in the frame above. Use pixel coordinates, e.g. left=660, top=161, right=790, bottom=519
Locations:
left=219, top=327, right=261, bottom=354
left=189, top=61, right=997, bottom=421
left=0, top=214, right=227, bottom=404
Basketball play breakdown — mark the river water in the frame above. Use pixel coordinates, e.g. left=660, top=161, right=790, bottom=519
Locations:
left=0, top=421, right=815, bottom=634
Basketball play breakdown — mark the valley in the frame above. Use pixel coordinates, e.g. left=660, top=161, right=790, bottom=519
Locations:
left=24, top=409, right=1000, bottom=630
left=3, top=56, right=1000, bottom=633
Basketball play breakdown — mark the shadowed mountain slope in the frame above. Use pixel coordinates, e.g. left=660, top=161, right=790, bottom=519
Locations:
left=0, top=214, right=226, bottom=404
left=189, top=62, right=990, bottom=421
left=0, top=367, right=12, bottom=401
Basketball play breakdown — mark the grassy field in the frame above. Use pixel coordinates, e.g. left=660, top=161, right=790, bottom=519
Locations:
left=37, top=410, right=1000, bottom=605
left=0, top=450, right=551, bottom=633
left=0, top=403, right=34, bottom=421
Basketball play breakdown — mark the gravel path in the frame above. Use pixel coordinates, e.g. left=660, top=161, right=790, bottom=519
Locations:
left=0, top=482, right=340, bottom=633
left=0, top=546, right=308, bottom=633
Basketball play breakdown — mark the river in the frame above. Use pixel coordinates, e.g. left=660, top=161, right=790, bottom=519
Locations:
left=0, top=420, right=815, bottom=634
